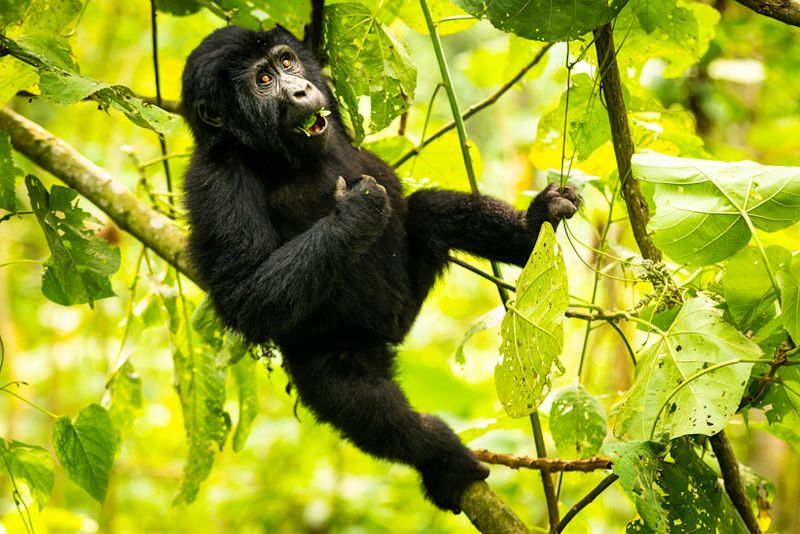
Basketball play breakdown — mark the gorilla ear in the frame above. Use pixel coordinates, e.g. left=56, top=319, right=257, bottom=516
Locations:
left=197, top=101, right=223, bottom=128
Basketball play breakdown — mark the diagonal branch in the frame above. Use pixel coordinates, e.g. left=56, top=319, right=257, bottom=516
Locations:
left=0, top=107, right=201, bottom=286
left=732, top=0, right=800, bottom=26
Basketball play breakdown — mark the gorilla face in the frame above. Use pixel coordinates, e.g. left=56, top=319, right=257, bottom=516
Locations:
left=181, top=26, right=336, bottom=159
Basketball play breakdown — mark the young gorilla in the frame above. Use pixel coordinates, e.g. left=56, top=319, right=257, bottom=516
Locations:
left=182, top=26, right=579, bottom=513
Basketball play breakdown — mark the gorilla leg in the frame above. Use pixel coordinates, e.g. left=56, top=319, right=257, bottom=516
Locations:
left=284, top=347, right=489, bottom=512
left=406, top=185, right=579, bottom=268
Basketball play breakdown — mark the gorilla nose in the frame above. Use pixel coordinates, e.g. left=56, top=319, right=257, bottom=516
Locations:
left=291, top=83, right=313, bottom=101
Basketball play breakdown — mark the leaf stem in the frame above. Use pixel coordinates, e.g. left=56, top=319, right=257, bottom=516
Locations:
left=0, top=383, right=59, bottom=419
left=0, top=259, right=45, bottom=269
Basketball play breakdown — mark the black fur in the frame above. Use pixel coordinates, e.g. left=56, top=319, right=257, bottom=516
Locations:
left=181, top=26, right=579, bottom=513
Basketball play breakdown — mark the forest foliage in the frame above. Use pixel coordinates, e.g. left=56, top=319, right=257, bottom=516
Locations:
left=1, top=0, right=799, bottom=532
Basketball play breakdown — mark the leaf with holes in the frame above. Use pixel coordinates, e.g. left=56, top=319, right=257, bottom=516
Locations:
left=53, top=404, right=119, bottom=503
left=550, top=384, right=607, bottom=458
left=633, top=152, right=800, bottom=266
left=496, top=223, right=567, bottom=417
left=2, top=439, right=54, bottom=510
left=0, top=131, right=16, bottom=212
left=25, top=176, right=120, bottom=307
left=453, top=0, right=628, bottom=42
left=607, top=440, right=749, bottom=533
left=323, top=3, right=416, bottom=144
left=614, top=295, right=762, bottom=441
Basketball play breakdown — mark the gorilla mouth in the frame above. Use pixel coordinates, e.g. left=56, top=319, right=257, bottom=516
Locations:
left=296, top=108, right=330, bottom=137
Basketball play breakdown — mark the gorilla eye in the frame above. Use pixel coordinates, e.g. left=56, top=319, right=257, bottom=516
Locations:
left=281, top=57, right=293, bottom=69
left=259, top=73, right=272, bottom=85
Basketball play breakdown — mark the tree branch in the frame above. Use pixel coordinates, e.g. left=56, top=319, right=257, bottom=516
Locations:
left=732, top=0, right=800, bottom=26
left=593, top=24, right=661, bottom=263
left=461, top=482, right=531, bottom=534
left=473, top=449, right=612, bottom=472
left=710, top=433, right=762, bottom=533
left=0, top=107, right=201, bottom=286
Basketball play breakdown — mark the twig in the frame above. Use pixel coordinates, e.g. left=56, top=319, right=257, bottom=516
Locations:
left=554, top=474, right=618, bottom=533
left=593, top=23, right=661, bottom=263
left=473, top=449, right=612, bottom=473
left=449, top=256, right=516, bottom=292
left=393, top=43, right=554, bottom=169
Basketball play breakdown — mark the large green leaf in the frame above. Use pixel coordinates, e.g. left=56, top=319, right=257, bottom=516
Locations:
left=614, top=295, right=762, bottom=441
left=633, top=153, right=800, bottom=266
left=496, top=223, right=567, bottom=417
left=452, top=0, right=628, bottom=42
left=723, top=246, right=788, bottom=329
left=549, top=384, right=607, bottom=458
left=53, top=404, right=119, bottom=504
left=25, top=176, right=120, bottom=307
left=168, top=296, right=231, bottom=505
left=1, top=439, right=54, bottom=511
left=323, top=3, right=416, bottom=144
left=754, top=365, right=800, bottom=454
left=606, top=440, right=749, bottom=533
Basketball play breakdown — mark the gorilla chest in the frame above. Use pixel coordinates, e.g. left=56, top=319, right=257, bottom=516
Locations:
left=266, top=178, right=336, bottom=241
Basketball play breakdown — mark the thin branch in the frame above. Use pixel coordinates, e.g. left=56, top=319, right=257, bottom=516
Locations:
left=0, top=107, right=201, bottom=286
left=449, top=256, right=516, bottom=292
left=473, top=449, right=612, bottom=473
left=593, top=23, right=661, bottom=263
left=710, top=433, right=762, bottom=533
left=392, top=43, right=554, bottom=169
left=303, top=0, right=326, bottom=63
left=732, top=0, right=800, bottom=26
left=554, top=474, right=619, bottom=533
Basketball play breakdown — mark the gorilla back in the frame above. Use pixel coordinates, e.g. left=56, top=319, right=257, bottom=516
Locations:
left=182, top=25, right=579, bottom=513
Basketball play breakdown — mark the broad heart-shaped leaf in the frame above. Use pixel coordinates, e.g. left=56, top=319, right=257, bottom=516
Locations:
left=453, top=0, right=628, bottom=42
left=53, top=404, right=119, bottom=504
left=0, top=131, right=16, bottom=212
left=168, top=295, right=231, bottom=505
left=633, top=152, right=800, bottom=266
left=549, top=384, right=607, bottom=458
left=606, top=440, right=748, bottom=533
left=323, top=3, right=416, bottom=144
left=1, top=438, right=55, bottom=510
left=614, top=295, right=762, bottom=441
left=496, top=223, right=567, bottom=417
left=25, top=176, right=120, bottom=307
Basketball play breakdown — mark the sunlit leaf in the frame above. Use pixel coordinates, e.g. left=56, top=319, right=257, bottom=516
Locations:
left=455, top=305, right=505, bottom=365
left=202, top=0, right=310, bottom=34
left=2, top=439, right=54, bottom=510
left=53, top=404, right=120, bottom=504
left=452, top=0, right=628, bottom=41
left=549, top=384, right=607, bottom=458
left=103, top=360, right=144, bottom=433
left=25, top=176, right=121, bottom=307
left=0, top=35, right=179, bottom=136
left=396, top=130, right=482, bottom=191
left=399, top=0, right=476, bottom=35
left=496, top=223, right=567, bottom=417
left=169, top=296, right=231, bottom=504
left=156, top=0, right=202, bottom=16
left=634, top=153, right=800, bottom=266
left=323, top=3, right=416, bottom=144
left=614, top=295, right=762, bottom=441
left=0, top=57, right=38, bottom=107
left=230, top=345, right=259, bottom=452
